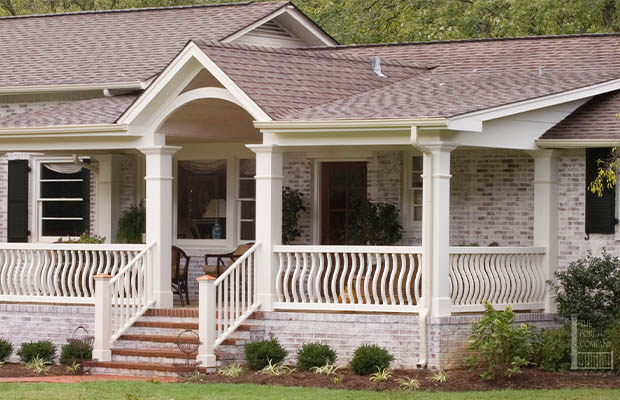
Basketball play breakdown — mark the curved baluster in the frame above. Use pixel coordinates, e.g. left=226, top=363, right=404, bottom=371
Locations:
left=356, top=253, right=365, bottom=305
left=0, top=250, right=9, bottom=294
left=347, top=253, right=357, bottom=304
left=291, top=253, right=301, bottom=303
left=371, top=254, right=380, bottom=304
left=276, top=253, right=285, bottom=302
left=332, top=254, right=340, bottom=304
left=412, top=254, right=421, bottom=305
left=25, top=250, right=36, bottom=296
left=32, top=251, right=43, bottom=296
left=308, top=253, right=317, bottom=303
left=11, top=250, right=21, bottom=296
left=84, top=251, right=93, bottom=297
left=300, top=253, right=309, bottom=303
left=57, top=250, right=67, bottom=297
left=283, top=253, right=292, bottom=303
left=315, top=253, right=324, bottom=304
left=339, top=253, right=349, bottom=304
left=324, top=253, right=333, bottom=303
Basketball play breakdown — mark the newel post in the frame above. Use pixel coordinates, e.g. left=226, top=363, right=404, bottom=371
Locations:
left=197, top=275, right=217, bottom=369
left=93, top=273, right=112, bottom=362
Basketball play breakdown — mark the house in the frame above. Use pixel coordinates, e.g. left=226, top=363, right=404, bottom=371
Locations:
left=0, top=1, right=619, bottom=374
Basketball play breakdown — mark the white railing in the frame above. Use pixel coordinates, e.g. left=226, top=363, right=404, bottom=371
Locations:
left=109, top=242, right=156, bottom=342
left=0, top=243, right=147, bottom=304
left=197, top=242, right=260, bottom=368
left=449, top=246, right=546, bottom=312
left=272, top=245, right=423, bottom=313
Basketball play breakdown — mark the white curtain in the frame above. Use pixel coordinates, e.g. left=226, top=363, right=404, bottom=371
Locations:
left=43, top=163, right=83, bottom=174
left=179, top=160, right=226, bottom=175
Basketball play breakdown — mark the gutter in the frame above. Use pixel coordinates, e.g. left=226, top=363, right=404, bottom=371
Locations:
left=536, top=138, right=620, bottom=148
left=254, top=118, right=448, bottom=132
left=0, top=123, right=129, bottom=136
left=0, top=82, right=146, bottom=96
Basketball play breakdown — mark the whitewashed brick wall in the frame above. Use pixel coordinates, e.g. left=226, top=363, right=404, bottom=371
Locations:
left=558, top=149, right=620, bottom=271
left=0, top=304, right=94, bottom=362
left=450, top=148, right=535, bottom=247
left=253, top=311, right=420, bottom=368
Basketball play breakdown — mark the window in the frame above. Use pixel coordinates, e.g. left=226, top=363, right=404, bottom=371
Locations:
left=38, top=161, right=90, bottom=238
left=177, top=160, right=227, bottom=240
left=408, top=155, right=423, bottom=223
left=238, top=159, right=256, bottom=241
left=585, top=148, right=617, bottom=234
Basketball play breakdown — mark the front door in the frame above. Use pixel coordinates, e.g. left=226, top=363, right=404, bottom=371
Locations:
left=321, top=162, right=367, bottom=245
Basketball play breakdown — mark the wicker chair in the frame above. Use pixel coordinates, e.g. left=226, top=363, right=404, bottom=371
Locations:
left=172, top=246, right=191, bottom=306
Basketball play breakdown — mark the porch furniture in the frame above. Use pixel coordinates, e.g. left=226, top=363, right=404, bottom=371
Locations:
left=172, top=245, right=191, bottom=306
left=203, top=243, right=254, bottom=277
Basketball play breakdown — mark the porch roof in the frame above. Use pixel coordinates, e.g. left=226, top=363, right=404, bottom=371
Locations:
left=0, top=95, right=137, bottom=128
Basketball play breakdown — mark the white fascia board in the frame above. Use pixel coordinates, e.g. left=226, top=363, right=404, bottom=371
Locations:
left=0, top=123, right=128, bottom=136
left=536, top=138, right=620, bottom=148
left=254, top=118, right=448, bottom=133
left=447, top=78, right=620, bottom=132
left=118, top=42, right=272, bottom=126
left=222, top=5, right=337, bottom=46
left=0, top=82, right=146, bottom=96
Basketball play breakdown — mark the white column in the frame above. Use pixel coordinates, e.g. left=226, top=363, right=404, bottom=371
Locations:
left=139, top=145, right=181, bottom=309
left=93, top=273, right=111, bottom=361
left=428, top=144, right=456, bottom=317
left=96, top=154, right=123, bottom=243
left=247, top=144, right=282, bottom=311
left=531, top=150, right=559, bottom=313
left=197, top=275, right=217, bottom=369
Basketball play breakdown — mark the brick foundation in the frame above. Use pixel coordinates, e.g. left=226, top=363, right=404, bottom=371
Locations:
left=0, top=303, right=94, bottom=362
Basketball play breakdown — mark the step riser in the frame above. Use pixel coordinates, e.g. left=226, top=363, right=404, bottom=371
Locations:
left=137, top=316, right=199, bottom=324
left=90, top=367, right=180, bottom=378
left=112, top=354, right=194, bottom=364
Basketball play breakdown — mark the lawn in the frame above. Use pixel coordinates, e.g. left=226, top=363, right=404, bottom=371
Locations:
left=0, top=382, right=619, bottom=400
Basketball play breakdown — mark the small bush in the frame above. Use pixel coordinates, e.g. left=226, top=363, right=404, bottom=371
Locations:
left=25, top=356, right=51, bottom=376
left=605, top=319, right=620, bottom=374
left=533, top=325, right=571, bottom=371
left=0, top=338, right=13, bottom=363
left=244, top=338, right=287, bottom=371
left=60, top=341, right=92, bottom=365
left=349, top=344, right=393, bottom=376
left=17, top=341, right=56, bottom=363
left=466, top=302, right=535, bottom=379
left=552, top=251, right=620, bottom=328
left=297, top=343, right=337, bottom=371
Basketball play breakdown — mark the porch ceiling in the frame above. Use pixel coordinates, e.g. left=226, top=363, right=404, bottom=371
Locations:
left=160, top=97, right=261, bottom=144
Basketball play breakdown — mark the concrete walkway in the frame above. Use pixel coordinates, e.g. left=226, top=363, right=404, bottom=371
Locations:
left=0, top=375, right=178, bottom=383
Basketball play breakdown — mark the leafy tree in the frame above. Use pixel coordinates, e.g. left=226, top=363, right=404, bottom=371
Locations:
left=589, top=147, right=619, bottom=197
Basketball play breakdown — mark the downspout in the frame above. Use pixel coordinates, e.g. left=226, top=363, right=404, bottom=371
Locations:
left=417, top=150, right=433, bottom=368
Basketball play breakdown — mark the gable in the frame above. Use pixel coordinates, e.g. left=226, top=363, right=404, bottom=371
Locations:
left=233, top=19, right=307, bottom=48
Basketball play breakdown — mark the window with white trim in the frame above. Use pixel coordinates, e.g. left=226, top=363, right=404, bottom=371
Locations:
left=408, top=155, right=423, bottom=223
left=237, top=158, right=256, bottom=241
left=38, top=161, right=90, bottom=238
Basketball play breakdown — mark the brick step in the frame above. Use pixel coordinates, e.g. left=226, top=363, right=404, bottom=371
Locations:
left=118, top=334, right=200, bottom=344
left=133, top=321, right=199, bottom=330
left=86, top=360, right=180, bottom=373
left=111, top=348, right=197, bottom=360
left=144, top=308, right=199, bottom=318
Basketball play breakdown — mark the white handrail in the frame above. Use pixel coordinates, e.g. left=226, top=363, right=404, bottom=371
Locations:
left=0, top=243, right=147, bottom=304
left=273, top=245, right=423, bottom=313
left=109, top=242, right=156, bottom=343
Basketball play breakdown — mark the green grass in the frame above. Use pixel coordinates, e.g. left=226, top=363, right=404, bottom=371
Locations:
left=0, top=382, right=618, bottom=400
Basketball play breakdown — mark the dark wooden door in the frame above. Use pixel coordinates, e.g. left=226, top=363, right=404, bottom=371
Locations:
left=321, top=162, right=367, bottom=245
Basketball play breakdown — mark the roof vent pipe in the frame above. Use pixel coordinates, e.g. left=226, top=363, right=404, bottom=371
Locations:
left=103, top=89, right=113, bottom=97
left=372, top=56, right=387, bottom=78
left=538, top=66, right=544, bottom=77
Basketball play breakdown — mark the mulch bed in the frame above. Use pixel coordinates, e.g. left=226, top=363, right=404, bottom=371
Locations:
left=0, top=363, right=82, bottom=378
left=199, top=367, right=620, bottom=392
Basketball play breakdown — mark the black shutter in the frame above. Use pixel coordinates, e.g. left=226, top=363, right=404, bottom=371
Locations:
left=586, top=148, right=616, bottom=234
left=7, top=160, right=29, bottom=242
left=81, top=161, right=91, bottom=234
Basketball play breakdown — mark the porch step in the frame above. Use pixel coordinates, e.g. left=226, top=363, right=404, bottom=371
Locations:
left=91, top=308, right=262, bottom=377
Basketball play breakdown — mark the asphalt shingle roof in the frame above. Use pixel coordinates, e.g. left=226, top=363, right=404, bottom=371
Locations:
left=0, top=2, right=288, bottom=87
left=542, top=90, right=620, bottom=140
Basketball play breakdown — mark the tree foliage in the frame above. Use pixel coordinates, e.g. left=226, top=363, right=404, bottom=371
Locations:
left=3, top=0, right=620, bottom=45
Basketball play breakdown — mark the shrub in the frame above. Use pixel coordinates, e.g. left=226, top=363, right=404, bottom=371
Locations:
left=282, top=187, right=307, bottom=244
left=17, top=341, right=56, bottom=363
left=244, top=338, right=287, bottom=371
left=348, top=199, right=403, bottom=245
left=605, top=319, right=620, bottom=373
left=0, top=338, right=13, bottom=363
left=297, top=343, right=337, bottom=371
left=466, top=302, right=535, bottom=379
left=117, top=201, right=146, bottom=243
left=349, top=344, right=393, bottom=376
left=533, top=325, right=571, bottom=372
left=552, top=251, right=620, bottom=328
left=60, top=341, right=92, bottom=365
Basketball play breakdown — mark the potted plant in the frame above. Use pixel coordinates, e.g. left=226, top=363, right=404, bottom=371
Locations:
left=116, top=200, right=146, bottom=244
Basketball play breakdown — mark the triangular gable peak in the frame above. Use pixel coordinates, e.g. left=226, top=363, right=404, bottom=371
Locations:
left=120, top=41, right=271, bottom=142
left=224, top=3, right=337, bottom=47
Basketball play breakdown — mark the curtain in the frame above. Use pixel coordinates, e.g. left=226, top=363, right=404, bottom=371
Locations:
left=179, top=160, right=226, bottom=175
left=43, top=163, right=83, bottom=174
